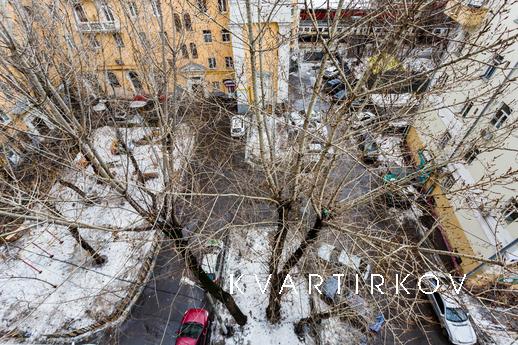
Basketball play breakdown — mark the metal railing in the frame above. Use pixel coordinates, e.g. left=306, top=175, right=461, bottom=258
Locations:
left=76, top=21, right=120, bottom=33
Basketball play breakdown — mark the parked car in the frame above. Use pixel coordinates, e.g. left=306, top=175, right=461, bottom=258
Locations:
left=230, top=115, right=246, bottom=137
left=323, top=78, right=344, bottom=94
left=351, top=111, right=377, bottom=130
left=323, top=66, right=339, bottom=80
left=317, top=243, right=371, bottom=281
left=201, top=239, right=224, bottom=284
left=175, top=308, right=210, bottom=345
left=421, top=272, right=477, bottom=345
left=358, top=133, right=379, bottom=163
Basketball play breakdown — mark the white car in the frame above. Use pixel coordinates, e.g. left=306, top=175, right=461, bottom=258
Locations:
left=351, top=111, right=377, bottom=130
left=317, top=243, right=371, bottom=281
left=421, top=272, right=477, bottom=345
left=201, top=239, right=224, bottom=283
left=230, top=115, right=246, bottom=137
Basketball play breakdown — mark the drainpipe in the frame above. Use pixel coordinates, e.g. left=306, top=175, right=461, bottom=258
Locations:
left=449, top=61, right=518, bottom=160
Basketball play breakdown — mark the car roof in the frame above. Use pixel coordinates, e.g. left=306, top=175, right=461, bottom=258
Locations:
left=182, top=308, right=209, bottom=324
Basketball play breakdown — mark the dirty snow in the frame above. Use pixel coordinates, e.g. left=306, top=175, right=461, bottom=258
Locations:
left=214, top=226, right=311, bottom=345
left=0, top=125, right=193, bottom=339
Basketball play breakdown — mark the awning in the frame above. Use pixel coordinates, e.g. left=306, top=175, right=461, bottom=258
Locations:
left=223, top=80, right=236, bottom=87
left=129, top=95, right=148, bottom=109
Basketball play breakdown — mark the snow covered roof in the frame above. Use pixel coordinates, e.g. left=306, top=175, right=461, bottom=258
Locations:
left=298, top=0, right=372, bottom=10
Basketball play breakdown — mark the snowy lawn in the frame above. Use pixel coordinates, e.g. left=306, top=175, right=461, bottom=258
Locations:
left=460, top=294, right=518, bottom=345
left=214, top=226, right=311, bottom=345
left=0, top=125, right=193, bottom=340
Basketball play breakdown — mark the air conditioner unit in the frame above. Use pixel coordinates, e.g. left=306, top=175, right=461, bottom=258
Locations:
left=115, top=59, right=124, bottom=65
left=480, top=127, right=494, bottom=140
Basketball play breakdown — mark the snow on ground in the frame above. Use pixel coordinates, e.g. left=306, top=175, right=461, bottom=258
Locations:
left=460, top=294, right=518, bottom=345
left=0, top=125, right=193, bottom=340
left=246, top=116, right=291, bottom=164
left=215, top=226, right=311, bottom=345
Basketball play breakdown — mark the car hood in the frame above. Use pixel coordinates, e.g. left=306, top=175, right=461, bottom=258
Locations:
left=176, top=337, right=198, bottom=345
left=446, top=321, right=477, bottom=345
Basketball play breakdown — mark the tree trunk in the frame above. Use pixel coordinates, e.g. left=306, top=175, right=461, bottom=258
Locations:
left=162, top=223, right=247, bottom=326
left=266, top=202, right=290, bottom=323
left=68, top=225, right=106, bottom=265
left=266, top=215, right=324, bottom=323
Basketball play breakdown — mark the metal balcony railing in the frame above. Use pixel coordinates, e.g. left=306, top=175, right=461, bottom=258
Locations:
left=76, top=21, right=120, bottom=33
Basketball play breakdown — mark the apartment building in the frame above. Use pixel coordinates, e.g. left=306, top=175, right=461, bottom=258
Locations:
left=0, top=0, right=295, bottom=167
left=406, top=0, right=517, bottom=284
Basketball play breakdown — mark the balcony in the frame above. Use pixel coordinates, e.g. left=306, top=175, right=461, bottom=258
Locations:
left=444, top=0, right=488, bottom=29
left=76, top=21, right=120, bottom=33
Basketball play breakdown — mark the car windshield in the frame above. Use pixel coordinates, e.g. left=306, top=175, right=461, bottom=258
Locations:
left=445, top=307, right=468, bottom=322
left=178, top=322, right=203, bottom=339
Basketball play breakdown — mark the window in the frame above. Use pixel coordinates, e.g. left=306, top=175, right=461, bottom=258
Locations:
left=107, top=71, right=120, bottom=87
left=101, top=6, right=115, bottom=22
left=442, top=174, right=456, bottom=190
left=212, top=81, right=220, bottom=90
left=491, top=103, right=511, bottom=128
left=208, top=57, right=216, bottom=69
left=151, top=0, right=161, bottom=16
left=89, top=35, right=101, bottom=49
left=184, top=13, right=193, bottom=31
left=460, top=100, right=473, bottom=118
left=222, top=29, right=231, bottom=42
left=190, top=42, right=198, bottom=58
left=128, top=71, right=143, bottom=90
left=482, top=54, right=504, bottom=79
left=159, top=31, right=168, bottom=41
left=438, top=131, right=451, bottom=149
left=464, top=147, right=480, bottom=164
left=203, top=30, right=212, bottom=42
left=198, top=0, right=208, bottom=12
left=218, top=0, right=228, bottom=12
left=174, top=13, right=182, bottom=31
left=0, top=110, right=10, bottom=124
left=502, top=198, right=518, bottom=223
left=113, top=33, right=124, bottom=48
left=180, top=44, right=189, bottom=58
left=128, top=2, right=138, bottom=17
left=74, top=4, right=88, bottom=22
left=225, top=56, right=233, bottom=68
left=139, top=32, right=150, bottom=47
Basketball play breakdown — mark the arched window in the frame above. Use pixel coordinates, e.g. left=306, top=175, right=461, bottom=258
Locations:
left=101, top=6, right=115, bottom=22
left=107, top=71, right=120, bottom=87
left=180, top=44, right=189, bottom=58
left=190, top=43, right=198, bottom=58
left=73, top=4, right=88, bottom=22
left=128, top=71, right=143, bottom=91
left=174, top=13, right=182, bottom=31
left=183, top=13, right=193, bottom=31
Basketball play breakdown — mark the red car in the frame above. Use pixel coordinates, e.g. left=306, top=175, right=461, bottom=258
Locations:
left=175, top=308, right=210, bottom=345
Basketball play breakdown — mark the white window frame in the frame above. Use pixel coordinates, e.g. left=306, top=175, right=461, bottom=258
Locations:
left=113, top=33, right=124, bottom=48
left=502, top=197, right=518, bottom=223
left=491, top=103, right=511, bottom=129
left=128, top=2, right=138, bottom=17
left=208, top=57, right=217, bottom=69
left=151, top=0, right=161, bottom=17
left=482, top=55, right=504, bottom=80
left=221, top=29, right=231, bottom=42
left=73, top=4, right=88, bottom=23
left=203, top=30, right=212, bottom=43
left=101, top=5, right=115, bottom=22
left=218, top=0, right=228, bottom=12
left=225, top=56, right=233, bottom=68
